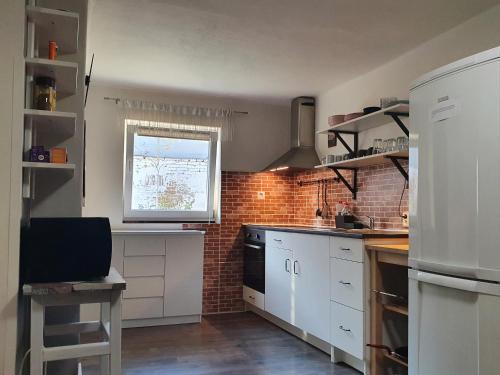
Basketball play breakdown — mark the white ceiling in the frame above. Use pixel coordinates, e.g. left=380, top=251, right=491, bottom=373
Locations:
left=87, top=0, right=499, bottom=100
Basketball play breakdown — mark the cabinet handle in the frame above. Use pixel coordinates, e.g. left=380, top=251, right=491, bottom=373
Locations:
left=285, top=259, right=291, bottom=273
left=339, top=247, right=351, bottom=252
left=338, top=280, right=352, bottom=285
left=339, top=325, right=351, bottom=332
left=248, top=295, right=255, bottom=299
left=273, top=238, right=283, bottom=243
left=293, top=260, right=299, bottom=275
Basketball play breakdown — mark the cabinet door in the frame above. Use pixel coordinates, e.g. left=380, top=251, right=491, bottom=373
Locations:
left=265, top=245, right=292, bottom=323
left=164, top=235, right=204, bottom=317
left=293, top=234, right=330, bottom=342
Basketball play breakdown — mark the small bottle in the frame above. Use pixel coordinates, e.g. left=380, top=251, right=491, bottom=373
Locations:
left=48, top=41, right=58, bottom=60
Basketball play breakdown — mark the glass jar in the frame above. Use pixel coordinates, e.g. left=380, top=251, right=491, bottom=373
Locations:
left=34, top=76, right=56, bottom=111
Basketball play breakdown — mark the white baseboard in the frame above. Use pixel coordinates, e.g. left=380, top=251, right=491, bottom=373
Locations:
left=122, top=314, right=201, bottom=329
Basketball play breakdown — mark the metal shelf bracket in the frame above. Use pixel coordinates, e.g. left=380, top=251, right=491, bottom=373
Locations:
left=385, top=111, right=409, bottom=137
left=386, top=156, right=408, bottom=181
left=328, top=167, right=358, bottom=200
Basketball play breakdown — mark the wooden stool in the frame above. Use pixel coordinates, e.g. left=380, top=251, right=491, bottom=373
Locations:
left=23, top=267, right=126, bottom=375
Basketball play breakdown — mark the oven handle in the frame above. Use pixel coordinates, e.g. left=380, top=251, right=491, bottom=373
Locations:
left=244, top=243, right=264, bottom=250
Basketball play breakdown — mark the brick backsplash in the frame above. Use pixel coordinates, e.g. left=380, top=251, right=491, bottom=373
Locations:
left=186, top=163, right=408, bottom=314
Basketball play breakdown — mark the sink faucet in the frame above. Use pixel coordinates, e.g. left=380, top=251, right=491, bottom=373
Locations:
left=359, top=215, right=375, bottom=229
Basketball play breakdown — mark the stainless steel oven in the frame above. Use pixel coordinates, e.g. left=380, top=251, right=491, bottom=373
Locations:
left=243, top=228, right=265, bottom=294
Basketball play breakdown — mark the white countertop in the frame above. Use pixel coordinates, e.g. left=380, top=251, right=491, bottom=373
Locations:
left=112, top=228, right=205, bottom=235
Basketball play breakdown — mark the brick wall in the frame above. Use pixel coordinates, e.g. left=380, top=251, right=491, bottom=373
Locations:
left=186, top=163, right=408, bottom=314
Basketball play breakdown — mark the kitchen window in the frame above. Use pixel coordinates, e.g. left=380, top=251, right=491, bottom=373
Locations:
left=123, top=120, right=221, bottom=222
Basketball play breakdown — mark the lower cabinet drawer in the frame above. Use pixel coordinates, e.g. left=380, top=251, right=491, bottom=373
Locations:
left=330, top=257, right=364, bottom=311
left=243, top=286, right=265, bottom=310
left=122, top=297, right=164, bottom=320
left=123, top=276, right=164, bottom=299
left=123, top=256, right=165, bottom=277
left=330, top=302, right=364, bottom=360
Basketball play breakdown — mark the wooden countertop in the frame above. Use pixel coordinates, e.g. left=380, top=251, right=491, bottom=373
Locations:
left=365, top=244, right=409, bottom=256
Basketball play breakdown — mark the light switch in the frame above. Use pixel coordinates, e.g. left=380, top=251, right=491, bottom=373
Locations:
left=257, top=191, right=265, bottom=200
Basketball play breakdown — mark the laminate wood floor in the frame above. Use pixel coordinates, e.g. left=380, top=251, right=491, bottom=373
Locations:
left=83, top=312, right=360, bottom=374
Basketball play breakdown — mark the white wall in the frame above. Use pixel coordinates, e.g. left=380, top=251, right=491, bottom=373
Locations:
left=316, top=4, right=500, bottom=157
left=0, top=1, right=24, bottom=374
left=83, top=84, right=290, bottom=225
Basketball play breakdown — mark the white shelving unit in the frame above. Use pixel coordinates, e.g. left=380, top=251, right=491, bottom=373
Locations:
left=26, top=5, right=79, bottom=55
left=25, top=58, right=78, bottom=97
left=22, top=161, right=75, bottom=171
left=317, top=103, right=409, bottom=199
left=316, top=150, right=408, bottom=169
left=24, top=109, right=76, bottom=139
left=317, top=103, right=409, bottom=134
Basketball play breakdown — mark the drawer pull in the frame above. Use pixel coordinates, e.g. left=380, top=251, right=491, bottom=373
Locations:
left=339, top=325, right=351, bottom=332
left=285, top=258, right=291, bottom=273
left=273, top=238, right=283, bottom=242
left=338, top=280, right=352, bottom=285
left=339, top=247, right=351, bottom=252
left=248, top=295, right=255, bottom=299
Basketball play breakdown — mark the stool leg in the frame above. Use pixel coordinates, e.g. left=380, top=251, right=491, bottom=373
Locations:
left=100, top=302, right=110, bottom=375
left=109, top=291, right=122, bottom=375
left=30, top=298, right=44, bottom=375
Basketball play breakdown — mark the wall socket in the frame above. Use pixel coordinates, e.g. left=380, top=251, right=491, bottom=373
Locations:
left=402, top=211, right=409, bottom=228
left=257, top=191, right=266, bottom=200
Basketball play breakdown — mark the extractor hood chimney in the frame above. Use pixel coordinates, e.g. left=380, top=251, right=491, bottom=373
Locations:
left=263, top=96, right=320, bottom=172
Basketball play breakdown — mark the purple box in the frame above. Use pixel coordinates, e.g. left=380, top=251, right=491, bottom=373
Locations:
left=29, top=146, right=49, bottom=162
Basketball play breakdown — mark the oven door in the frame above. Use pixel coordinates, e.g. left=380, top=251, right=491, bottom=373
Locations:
left=243, top=242, right=265, bottom=293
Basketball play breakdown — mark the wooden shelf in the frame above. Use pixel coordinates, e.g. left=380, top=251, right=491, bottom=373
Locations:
left=24, top=109, right=76, bottom=139
left=384, top=353, right=408, bottom=368
left=26, top=58, right=78, bottom=98
left=383, top=304, right=408, bottom=316
left=317, top=103, right=409, bottom=134
left=26, top=5, right=79, bottom=55
left=23, top=162, right=75, bottom=171
left=316, top=150, right=408, bottom=169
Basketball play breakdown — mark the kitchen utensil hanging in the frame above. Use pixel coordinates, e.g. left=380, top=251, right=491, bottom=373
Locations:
left=316, top=181, right=322, bottom=217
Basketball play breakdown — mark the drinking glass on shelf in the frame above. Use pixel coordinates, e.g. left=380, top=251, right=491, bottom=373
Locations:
left=373, top=139, right=383, bottom=154
left=386, top=138, right=397, bottom=152
left=397, top=136, right=408, bottom=151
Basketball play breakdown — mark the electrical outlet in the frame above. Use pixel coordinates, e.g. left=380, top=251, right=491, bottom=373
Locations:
left=402, top=211, right=409, bottom=228
left=257, top=191, right=265, bottom=200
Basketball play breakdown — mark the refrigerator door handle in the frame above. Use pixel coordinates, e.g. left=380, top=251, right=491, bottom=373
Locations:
left=415, top=271, right=479, bottom=293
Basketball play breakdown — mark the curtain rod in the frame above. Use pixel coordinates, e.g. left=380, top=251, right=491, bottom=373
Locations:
left=103, top=96, right=249, bottom=115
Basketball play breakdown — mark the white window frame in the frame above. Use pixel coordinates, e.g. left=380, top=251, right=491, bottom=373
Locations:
left=123, top=122, right=220, bottom=222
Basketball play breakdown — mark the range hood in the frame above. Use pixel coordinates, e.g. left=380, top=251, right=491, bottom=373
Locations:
left=264, top=96, right=319, bottom=172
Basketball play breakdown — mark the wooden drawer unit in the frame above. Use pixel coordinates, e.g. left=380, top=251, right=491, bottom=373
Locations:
left=124, top=235, right=166, bottom=256
left=243, top=286, right=265, bottom=310
left=331, top=301, right=365, bottom=360
left=330, top=236, right=364, bottom=263
left=265, top=230, right=294, bottom=250
left=123, top=276, right=164, bottom=299
left=330, top=257, right=364, bottom=311
left=122, top=297, right=164, bottom=320
left=123, top=256, right=165, bottom=277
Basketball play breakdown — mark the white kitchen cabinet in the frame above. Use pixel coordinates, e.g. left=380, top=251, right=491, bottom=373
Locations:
left=331, top=301, right=364, bottom=360
left=111, top=231, right=204, bottom=327
left=265, top=243, right=293, bottom=324
left=164, top=235, right=204, bottom=317
left=292, top=233, right=330, bottom=342
left=264, top=231, right=330, bottom=342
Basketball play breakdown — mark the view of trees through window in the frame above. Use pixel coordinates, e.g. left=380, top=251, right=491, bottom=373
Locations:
left=131, top=134, right=210, bottom=211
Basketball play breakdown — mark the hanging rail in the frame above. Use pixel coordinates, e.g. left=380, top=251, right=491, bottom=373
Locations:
left=297, top=177, right=340, bottom=187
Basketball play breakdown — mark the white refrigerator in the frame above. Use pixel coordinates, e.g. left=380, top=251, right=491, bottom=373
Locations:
left=409, top=46, right=500, bottom=375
